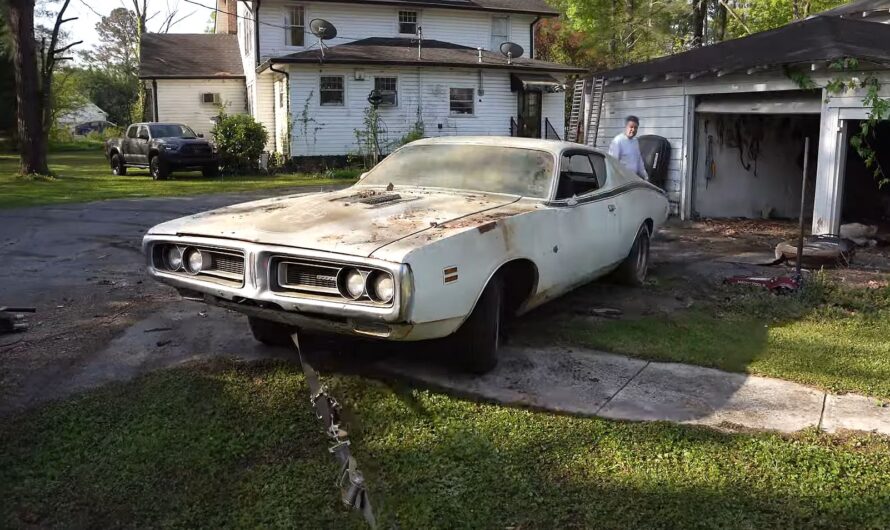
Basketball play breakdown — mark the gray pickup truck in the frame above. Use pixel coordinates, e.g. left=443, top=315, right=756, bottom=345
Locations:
left=105, top=122, right=219, bottom=180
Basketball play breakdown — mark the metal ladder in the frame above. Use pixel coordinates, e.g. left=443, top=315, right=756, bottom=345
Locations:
left=584, top=76, right=606, bottom=147
left=567, top=78, right=585, bottom=143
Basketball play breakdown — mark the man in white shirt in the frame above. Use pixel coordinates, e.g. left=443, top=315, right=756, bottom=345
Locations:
left=608, top=115, right=649, bottom=180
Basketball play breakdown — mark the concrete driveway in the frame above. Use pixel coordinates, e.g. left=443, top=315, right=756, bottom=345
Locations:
left=2, top=194, right=889, bottom=436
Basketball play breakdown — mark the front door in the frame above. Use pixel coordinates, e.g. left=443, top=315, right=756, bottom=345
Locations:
left=518, top=90, right=542, bottom=138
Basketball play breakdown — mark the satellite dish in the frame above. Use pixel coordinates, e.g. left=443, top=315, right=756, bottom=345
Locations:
left=309, top=18, right=338, bottom=40
left=499, top=41, right=524, bottom=63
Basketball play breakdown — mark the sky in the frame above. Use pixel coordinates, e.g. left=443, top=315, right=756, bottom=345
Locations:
left=47, top=0, right=219, bottom=55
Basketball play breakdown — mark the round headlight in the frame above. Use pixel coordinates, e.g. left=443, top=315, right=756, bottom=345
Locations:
left=184, top=248, right=204, bottom=274
left=165, top=246, right=183, bottom=271
left=369, top=272, right=395, bottom=303
left=340, top=268, right=366, bottom=299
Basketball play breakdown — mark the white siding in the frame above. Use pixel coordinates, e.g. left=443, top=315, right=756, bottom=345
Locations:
left=255, top=72, right=277, bottom=150
left=542, top=90, right=565, bottom=138
left=274, top=75, right=290, bottom=153
left=155, top=79, right=247, bottom=137
left=258, top=1, right=536, bottom=60
left=595, top=85, right=686, bottom=209
left=287, top=65, right=565, bottom=156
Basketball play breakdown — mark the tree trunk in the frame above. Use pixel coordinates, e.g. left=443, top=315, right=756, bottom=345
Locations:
left=8, top=0, right=48, bottom=175
left=714, top=0, right=727, bottom=42
left=691, top=0, right=706, bottom=48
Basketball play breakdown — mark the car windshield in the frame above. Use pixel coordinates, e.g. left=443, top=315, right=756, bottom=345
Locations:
left=149, top=124, right=197, bottom=139
left=359, top=144, right=555, bottom=198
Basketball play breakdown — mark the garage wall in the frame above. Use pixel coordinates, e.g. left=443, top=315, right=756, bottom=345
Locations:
left=692, top=113, right=819, bottom=219
left=155, top=78, right=247, bottom=137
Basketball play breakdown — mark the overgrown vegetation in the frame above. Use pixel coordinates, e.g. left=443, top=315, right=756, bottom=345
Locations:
left=211, top=114, right=269, bottom=174
left=549, top=273, right=890, bottom=399
left=2, top=360, right=889, bottom=528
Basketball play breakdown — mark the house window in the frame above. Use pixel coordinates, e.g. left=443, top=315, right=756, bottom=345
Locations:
left=490, top=15, right=510, bottom=52
left=449, top=88, right=474, bottom=115
left=320, top=76, right=345, bottom=106
left=398, top=10, right=418, bottom=35
left=286, top=6, right=305, bottom=46
left=374, top=77, right=397, bottom=106
left=278, top=83, right=285, bottom=108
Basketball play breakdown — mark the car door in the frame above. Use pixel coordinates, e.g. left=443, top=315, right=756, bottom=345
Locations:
left=133, top=125, right=150, bottom=166
left=550, top=150, right=622, bottom=285
left=123, top=125, right=139, bottom=163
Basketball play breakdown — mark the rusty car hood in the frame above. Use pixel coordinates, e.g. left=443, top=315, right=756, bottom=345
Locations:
left=147, top=187, right=526, bottom=258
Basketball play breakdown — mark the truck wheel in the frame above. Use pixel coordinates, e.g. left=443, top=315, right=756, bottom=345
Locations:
left=248, top=317, right=297, bottom=348
left=110, top=153, right=127, bottom=176
left=149, top=156, right=169, bottom=180
left=202, top=164, right=219, bottom=178
left=449, top=277, right=502, bottom=374
left=614, top=224, right=651, bottom=286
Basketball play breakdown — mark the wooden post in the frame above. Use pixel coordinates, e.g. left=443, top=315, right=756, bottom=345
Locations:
left=796, top=136, right=810, bottom=278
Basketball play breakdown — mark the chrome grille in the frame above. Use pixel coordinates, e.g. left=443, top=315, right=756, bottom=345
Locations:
left=278, top=261, right=341, bottom=295
left=212, top=252, right=244, bottom=276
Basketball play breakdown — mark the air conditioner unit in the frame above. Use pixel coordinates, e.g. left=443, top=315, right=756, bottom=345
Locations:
left=201, top=93, right=221, bottom=104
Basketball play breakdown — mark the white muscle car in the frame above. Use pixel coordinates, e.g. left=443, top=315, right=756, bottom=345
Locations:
left=143, top=137, right=669, bottom=372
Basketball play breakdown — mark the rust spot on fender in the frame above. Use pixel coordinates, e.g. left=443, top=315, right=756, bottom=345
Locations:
left=478, top=221, right=497, bottom=234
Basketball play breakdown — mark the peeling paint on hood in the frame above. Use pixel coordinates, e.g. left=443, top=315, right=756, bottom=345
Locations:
left=146, top=187, right=530, bottom=258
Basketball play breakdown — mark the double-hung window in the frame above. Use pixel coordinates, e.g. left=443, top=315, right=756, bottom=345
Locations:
left=286, top=6, right=305, bottom=46
left=320, top=76, right=345, bottom=106
left=374, top=77, right=398, bottom=107
left=449, top=88, right=474, bottom=116
left=490, top=15, right=510, bottom=52
left=398, top=10, right=418, bottom=35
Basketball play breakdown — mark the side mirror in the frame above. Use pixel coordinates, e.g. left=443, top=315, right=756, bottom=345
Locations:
left=138, top=132, right=149, bottom=140
left=197, top=133, right=204, bottom=138
left=566, top=196, right=579, bottom=207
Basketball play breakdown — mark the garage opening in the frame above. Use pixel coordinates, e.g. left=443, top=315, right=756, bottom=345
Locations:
left=691, top=90, right=820, bottom=220
left=840, top=120, right=890, bottom=227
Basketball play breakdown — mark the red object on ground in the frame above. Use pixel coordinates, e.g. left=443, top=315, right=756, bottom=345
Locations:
left=723, top=275, right=800, bottom=293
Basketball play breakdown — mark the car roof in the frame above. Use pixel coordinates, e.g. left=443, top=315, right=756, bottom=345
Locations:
left=408, top=136, right=600, bottom=156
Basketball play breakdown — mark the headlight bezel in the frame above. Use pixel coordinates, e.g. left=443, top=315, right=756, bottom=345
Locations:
left=164, top=246, right=184, bottom=271
left=184, top=247, right=207, bottom=275
left=367, top=270, right=395, bottom=304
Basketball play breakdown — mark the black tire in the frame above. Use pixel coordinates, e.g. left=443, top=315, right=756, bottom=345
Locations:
left=110, top=153, right=127, bottom=176
left=449, top=277, right=502, bottom=374
left=149, top=156, right=169, bottom=180
left=202, top=164, right=220, bottom=178
left=614, top=224, right=651, bottom=286
left=248, top=317, right=297, bottom=348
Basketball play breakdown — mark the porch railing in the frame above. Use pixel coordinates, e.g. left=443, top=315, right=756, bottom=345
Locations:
left=544, top=118, right=562, bottom=141
left=510, top=116, right=520, bottom=137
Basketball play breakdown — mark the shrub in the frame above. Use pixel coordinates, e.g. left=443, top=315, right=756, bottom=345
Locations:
left=212, top=114, right=268, bottom=173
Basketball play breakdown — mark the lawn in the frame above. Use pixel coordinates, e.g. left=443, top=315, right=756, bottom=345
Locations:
left=0, top=148, right=358, bottom=209
left=548, top=275, right=890, bottom=400
left=2, top=360, right=889, bottom=528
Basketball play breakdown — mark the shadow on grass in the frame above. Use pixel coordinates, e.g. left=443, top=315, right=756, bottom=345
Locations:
left=2, top=360, right=889, bottom=529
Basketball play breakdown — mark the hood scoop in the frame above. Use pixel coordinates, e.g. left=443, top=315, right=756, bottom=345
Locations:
left=331, top=191, right=416, bottom=208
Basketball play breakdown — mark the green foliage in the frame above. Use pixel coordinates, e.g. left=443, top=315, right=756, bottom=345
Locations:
left=211, top=113, right=269, bottom=174
left=353, top=105, right=386, bottom=168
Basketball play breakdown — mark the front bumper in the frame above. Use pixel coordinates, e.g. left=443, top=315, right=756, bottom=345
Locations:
left=143, top=234, right=415, bottom=339
left=158, top=151, right=218, bottom=168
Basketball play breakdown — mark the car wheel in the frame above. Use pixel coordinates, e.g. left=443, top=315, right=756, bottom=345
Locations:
left=110, top=154, right=126, bottom=176
left=614, top=224, right=651, bottom=286
left=449, top=277, right=502, bottom=374
left=202, top=164, right=219, bottom=178
left=248, top=317, right=297, bottom=348
left=149, top=156, right=169, bottom=180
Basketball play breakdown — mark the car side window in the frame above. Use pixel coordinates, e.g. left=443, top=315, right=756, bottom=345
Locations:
left=126, top=125, right=137, bottom=139
left=556, top=152, right=601, bottom=200
left=589, top=153, right=607, bottom=189
left=137, top=126, right=148, bottom=139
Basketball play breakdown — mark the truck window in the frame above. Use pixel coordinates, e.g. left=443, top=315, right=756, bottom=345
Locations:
left=126, top=125, right=138, bottom=139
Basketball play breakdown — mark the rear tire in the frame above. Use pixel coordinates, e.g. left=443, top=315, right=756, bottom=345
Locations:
left=449, top=278, right=502, bottom=374
left=614, top=224, right=651, bottom=286
left=202, top=164, right=219, bottom=178
left=110, top=153, right=126, bottom=176
left=248, top=317, right=297, bottom=348
left=150, top=156, right=169, bottom=180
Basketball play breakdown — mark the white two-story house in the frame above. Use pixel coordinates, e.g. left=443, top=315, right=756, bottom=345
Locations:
left=139, top=0, right=584, bottom=166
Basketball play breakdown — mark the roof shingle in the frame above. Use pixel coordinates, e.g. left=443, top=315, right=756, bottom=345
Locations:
left=308, top=0, right=559, bottom=16
left=140, top=33, right=244, bottom=79
left=266, top=37, right=585, bottom=73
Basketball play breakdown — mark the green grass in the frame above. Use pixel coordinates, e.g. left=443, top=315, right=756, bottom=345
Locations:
left=0, top=149, right=358, bottom=209
left=549, top=276, right=890, bottom=399
left=2, top=361, right=889, bottom=528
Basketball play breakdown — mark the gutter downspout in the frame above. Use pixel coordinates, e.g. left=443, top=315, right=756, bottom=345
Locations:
left=152, top=78, right=159, bottom=121
left=529, top=16, right=540, bottom=59
left=268, top=60, right=290, bottom=156
left=254, top=0, right=262, bottom=68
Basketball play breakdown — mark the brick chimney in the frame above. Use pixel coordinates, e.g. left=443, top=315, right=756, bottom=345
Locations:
left=215, top=0, right=238, bottom=34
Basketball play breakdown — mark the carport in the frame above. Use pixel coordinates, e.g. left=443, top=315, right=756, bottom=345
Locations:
left=571, top=3, right=890, bottom=234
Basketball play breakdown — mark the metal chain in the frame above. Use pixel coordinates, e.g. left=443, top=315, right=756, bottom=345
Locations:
left=291, top=333, right=377, bottom=528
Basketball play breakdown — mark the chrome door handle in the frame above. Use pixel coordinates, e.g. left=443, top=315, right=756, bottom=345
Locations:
left=608, top=204, right=616, bottom=212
